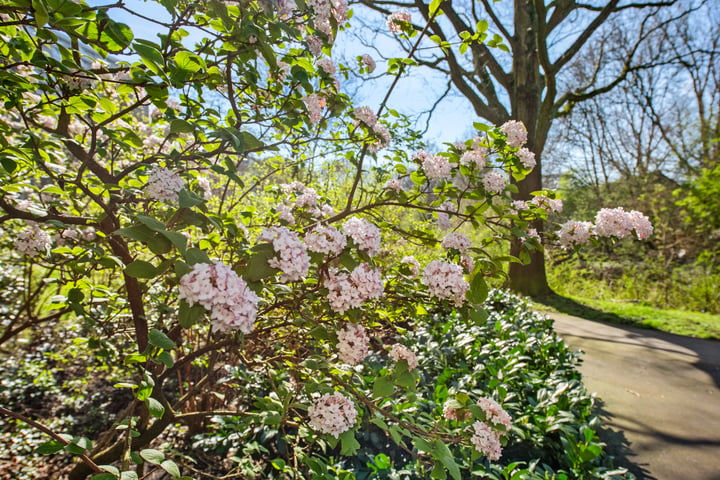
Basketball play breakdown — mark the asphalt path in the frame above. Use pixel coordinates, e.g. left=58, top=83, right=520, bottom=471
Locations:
left=547, top=312, right=720, bottom=480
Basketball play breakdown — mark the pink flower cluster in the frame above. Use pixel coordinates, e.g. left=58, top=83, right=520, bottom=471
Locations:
left=477, top=397, right=512, bottom=433
left=308, top=392, right=358, bottom=438
left=304, top=224, right=346, bottom=256
left=325, top=263, right=384, bottom=313
left=443, top=400, right=472, bottom=421
left=401, top=255, right=420, bottom=276
left=387, top=10, right=411, bottom=33
left=460, top=148, right=487, bottom=169
left=500, top=120, right=527, bottom=148
left=336, top=323, right=370, bottom=365
left=360, top=54, right=376, bottom=73
left=415, top=151, right=451, bottom=180
left=441, top=232, right=472, bottom=252
left=470, top=421, right=503, bottom=461
left=259, top=227, right=310, bottom=282
left=482, top=171, right=506, bottom=193
left=389, top=344, right=418, bottom=371
left=303, top=93, right=323, bottom=124
left=531, top=195, right=563, bottom=213
left=594, top=207, right=653, bottom=240
left=146, top=167, right=185, bottom=203
left=516, top=148, right=536, bottom=170
left=15, top=223, right=51, bottom=256
left=178, top=261, right=259, bottom=333
left=353, top=106, right=377, bottom=128
left=422, top=261, right=469, bottom=306
left=557, top=220, right=593, bottom=248
left=343, top=217, right=381, bottom=257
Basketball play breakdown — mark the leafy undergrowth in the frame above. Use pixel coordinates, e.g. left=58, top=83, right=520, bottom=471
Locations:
left=0, top=291, right=632, bottom=479
left=535, top=294, right=720, bottom=340
left=187, top=290, right=633, bottom=479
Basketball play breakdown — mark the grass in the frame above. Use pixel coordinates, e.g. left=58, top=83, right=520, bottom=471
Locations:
left=532, top=293, right=720, bottom=340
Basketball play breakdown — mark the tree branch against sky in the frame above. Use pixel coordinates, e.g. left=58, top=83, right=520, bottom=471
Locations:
left=354, top=0, right=705, bottom=295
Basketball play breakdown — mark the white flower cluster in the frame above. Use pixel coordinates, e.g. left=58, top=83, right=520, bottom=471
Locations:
left=470, top=421, right=503, bottom=461
left=389, top=344, right=418, bottom=371
left=304, top=224, right=346, bottom=256
left=306, top=35, right=323, bottom=57
left=308, top=392, right=358, bottom=438
left=146, top=167, right=185, bottom=203
left=259, top=226, right=310, bottom=282
left=557, top=220, right=593, bottom=248
left=422, top=261, right=469, bottom=306
left=353, top=106, right=377, bottom=128
left=15, top=223, right=51, bottom=256
left=303, top=93, right=323, bottom=125
left=387, top=10, right=411, bottom=33
left=316, top=58, right=336, bottom=75
left=437, top=201, right=455, bottom=231
left=277, top=181, right=332, bottom=223
left=516, top=148, right=536, bottom=170
left=360, top=54, right=376, bottom=73
left=384, top=178, right=403, bottom=193
left=325, top=263, right=384, bottom=314
left=441, top=232, right=472, bottom=252
left=401, top=255, right=420, bottom=276
left=460, top=148, right=487, bottom=169
left=477, top=397, right=512, bottom=433
left=531, top=195, right=563, bottom=213
left=595, top=207, right=653, bottom=240
left=415, top=150, right=451, bottom=180
left=178, top=261, right=259, bottom=333
left=336, top=323, right=370, bottom=365
left=500, top=120, right=527, bottom=148
left=343, top=217, right=381, bottom=257
left=482, top=171, right=506, bottom=193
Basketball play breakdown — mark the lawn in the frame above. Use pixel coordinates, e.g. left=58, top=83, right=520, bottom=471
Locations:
left=533, top=294, right=720, bottom=340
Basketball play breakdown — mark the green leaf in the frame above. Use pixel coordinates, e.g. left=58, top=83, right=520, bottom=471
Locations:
left=178, top=189, right=204, bottom=209
left=160, top=230, right=188, bottom=254
left=244, top=243, right=278, bottom=282
left=148, top=328, right=176, bottom=350
left=133, top=41, right=165, bottom=75
left=431, top=461, right=447, bottom=479
left=178, top=300, right=205, bottom=328
left=157, top=351, right=174, bottom=368
left=146, top=397, right=165, bottom=418
left=468, top=274, right=488, bottom=305
left=372, top=375, right=394, bottom=398
left=140, top=448, right=165, bottom=465
left=339, top=429, right=360, bottom=456
left=120, top=471, right=139, bottom=480
left=36, top=440, right=66, bottom=455
left=433, top=440, right=461, bottom=480
left=32, top=0, right=49, bottom=27
left=125, top=260, right=157, bottom=279
left=184, top=247, right=210, bottom=265
left=90, top=474, right=117, bottom=480
left=116, top=225, right=156, bottom=243
left=174, top=51, right=205, bottom=72
left=161, top=459, right=182, bottom=478
left=135, top=215, right=165, bottom=231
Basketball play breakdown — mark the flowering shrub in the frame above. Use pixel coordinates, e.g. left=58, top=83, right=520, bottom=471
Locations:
left=0, top=1, right=646, bottom=479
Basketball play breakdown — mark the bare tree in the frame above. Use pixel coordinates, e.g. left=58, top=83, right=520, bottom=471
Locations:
left=356, top=0, right=703, bottom=295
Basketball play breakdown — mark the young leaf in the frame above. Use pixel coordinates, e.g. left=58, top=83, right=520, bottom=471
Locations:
left=148, top=328, right=176, bottom=350
left=139, top=448, right=165, bottom=465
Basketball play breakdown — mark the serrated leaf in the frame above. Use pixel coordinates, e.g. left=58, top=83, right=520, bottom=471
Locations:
left=148, top=328, right=176, bottom=350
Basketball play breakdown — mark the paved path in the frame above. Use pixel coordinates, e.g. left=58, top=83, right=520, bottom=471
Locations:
left=546, top=312, right=720, bottom=480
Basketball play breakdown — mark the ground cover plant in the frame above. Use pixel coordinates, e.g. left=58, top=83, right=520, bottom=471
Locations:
left=0, top=1, right=651, bottom=479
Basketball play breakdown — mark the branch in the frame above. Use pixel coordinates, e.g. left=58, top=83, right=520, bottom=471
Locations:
left=0, top=406, right=102, bottom=474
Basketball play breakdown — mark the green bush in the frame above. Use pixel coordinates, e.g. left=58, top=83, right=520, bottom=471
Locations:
left=186, top=290, right=631, bottom=479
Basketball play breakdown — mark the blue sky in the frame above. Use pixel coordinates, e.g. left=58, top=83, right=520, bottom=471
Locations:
left=88, top=0, right=478, bottom=146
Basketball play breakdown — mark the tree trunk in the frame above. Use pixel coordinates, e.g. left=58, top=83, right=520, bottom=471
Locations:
left=507, top=0, right=552, bottom=296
